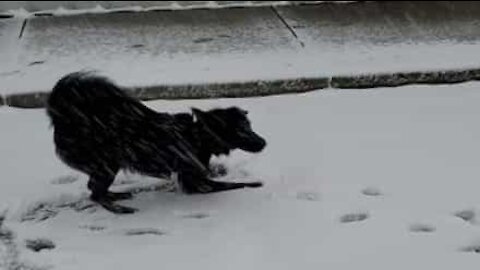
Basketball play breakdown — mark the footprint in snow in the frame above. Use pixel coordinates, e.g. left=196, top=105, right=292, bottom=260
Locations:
left=361, top=187, right=383, bottom=197
left=454, top=209, right=477, bottom=224
left=296, top=191, right=321, bottom=202
left=460, top=243, right=480, bottom=254
left=21, top=198, right=97, bottom=222
left=25, top=238, right=55, bottom=252
left=339, top=212, right=369, bottom=223
left=79, top=224, right=106, bottom=232
left=181, top=212, right=210, bottom=219
left=174, top=210, right=211, bottom=220
left=50, top=175, right=79, bottom=185
left=28, top=60, right=46, bottom=66
left=408, top=223, right=436, bottom=233
left=124, top=228, right=166, bottom=236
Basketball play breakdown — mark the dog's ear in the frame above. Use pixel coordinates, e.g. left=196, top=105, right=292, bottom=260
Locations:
left=240, top=108, right=248, bottom=115
left=231, top=107, right=248, bottom=116
left=191, top=107, right=206, bottom=122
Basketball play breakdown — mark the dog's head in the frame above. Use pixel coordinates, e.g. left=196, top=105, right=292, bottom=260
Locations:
left=192, top=107, right=267, bottom=154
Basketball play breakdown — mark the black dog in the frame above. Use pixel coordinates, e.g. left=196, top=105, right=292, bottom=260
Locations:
left=46, top=72, right=266, bottom=214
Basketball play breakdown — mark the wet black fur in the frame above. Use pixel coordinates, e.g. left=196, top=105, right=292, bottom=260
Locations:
left=46, top=72, right=266, bottom=214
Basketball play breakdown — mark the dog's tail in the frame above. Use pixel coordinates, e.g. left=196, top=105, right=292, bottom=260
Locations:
left=46, top=71, right=130, bottom=126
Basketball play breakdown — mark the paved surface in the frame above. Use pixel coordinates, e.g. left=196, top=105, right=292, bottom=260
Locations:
left=21, top=7, right=298, bottom=62
left=0, top=19, right=22, bottom=73
left=277, top=2, right=480, bottom=45
left=1, top=1, right=480, bottom=107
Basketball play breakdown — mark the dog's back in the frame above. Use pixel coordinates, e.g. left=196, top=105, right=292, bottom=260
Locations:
left=47, top=72, right=150, bottom=130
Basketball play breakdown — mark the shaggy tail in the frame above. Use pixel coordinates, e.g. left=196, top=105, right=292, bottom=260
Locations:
left=46, top=71, right=129, bottom=126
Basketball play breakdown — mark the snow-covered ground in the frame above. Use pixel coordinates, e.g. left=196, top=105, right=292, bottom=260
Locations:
left=2, top=82, right=480, bottom=269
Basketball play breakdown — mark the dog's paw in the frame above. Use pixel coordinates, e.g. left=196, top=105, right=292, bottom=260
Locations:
left=209, top=163, right=228, bottom=178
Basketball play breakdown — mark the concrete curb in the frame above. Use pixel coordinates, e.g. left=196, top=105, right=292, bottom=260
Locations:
left=132, top=78, right=329, bottom=101
left=3, top=68, right=480, bottom=109
left=3, top=78, right=329, bottom=109
left=4, top=92, right=48, bottom=109
left=331, top=68, right=480, bottom=89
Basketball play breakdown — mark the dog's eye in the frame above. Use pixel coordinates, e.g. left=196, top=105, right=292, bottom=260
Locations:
left=238, top=120, right=251, bottom=130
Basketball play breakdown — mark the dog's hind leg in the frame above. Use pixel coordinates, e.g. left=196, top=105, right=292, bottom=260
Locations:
left=105, top=191, right=133, bottom=201
left=88, top=169, right=137, bottom=214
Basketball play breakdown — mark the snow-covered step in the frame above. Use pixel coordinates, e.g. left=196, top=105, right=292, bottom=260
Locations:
left=0, top=1, right=326, bottom=16
left=1, top=2, right=480, bottom=106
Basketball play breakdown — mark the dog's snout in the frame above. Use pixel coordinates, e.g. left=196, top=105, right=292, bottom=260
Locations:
left=251, top=137, right=266, bottom=153
left=239, top=133, right=266, bottom=153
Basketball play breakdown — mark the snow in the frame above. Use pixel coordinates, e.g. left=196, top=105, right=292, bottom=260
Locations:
left=2, top=82, right=480, bottom=269
left=0, top=2, right=349, bottom=17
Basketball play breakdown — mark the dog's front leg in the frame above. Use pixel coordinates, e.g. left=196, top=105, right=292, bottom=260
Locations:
left=205, top=179, right=263, bottom=192
left=178, top=170, right=215, bottom=194
left=209, top=162, right=228, bottom=178
left=178, top=169, right=262, bottom=194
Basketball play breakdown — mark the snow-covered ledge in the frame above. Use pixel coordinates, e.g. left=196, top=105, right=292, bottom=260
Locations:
left=0, top=1, right=325, bottom=16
